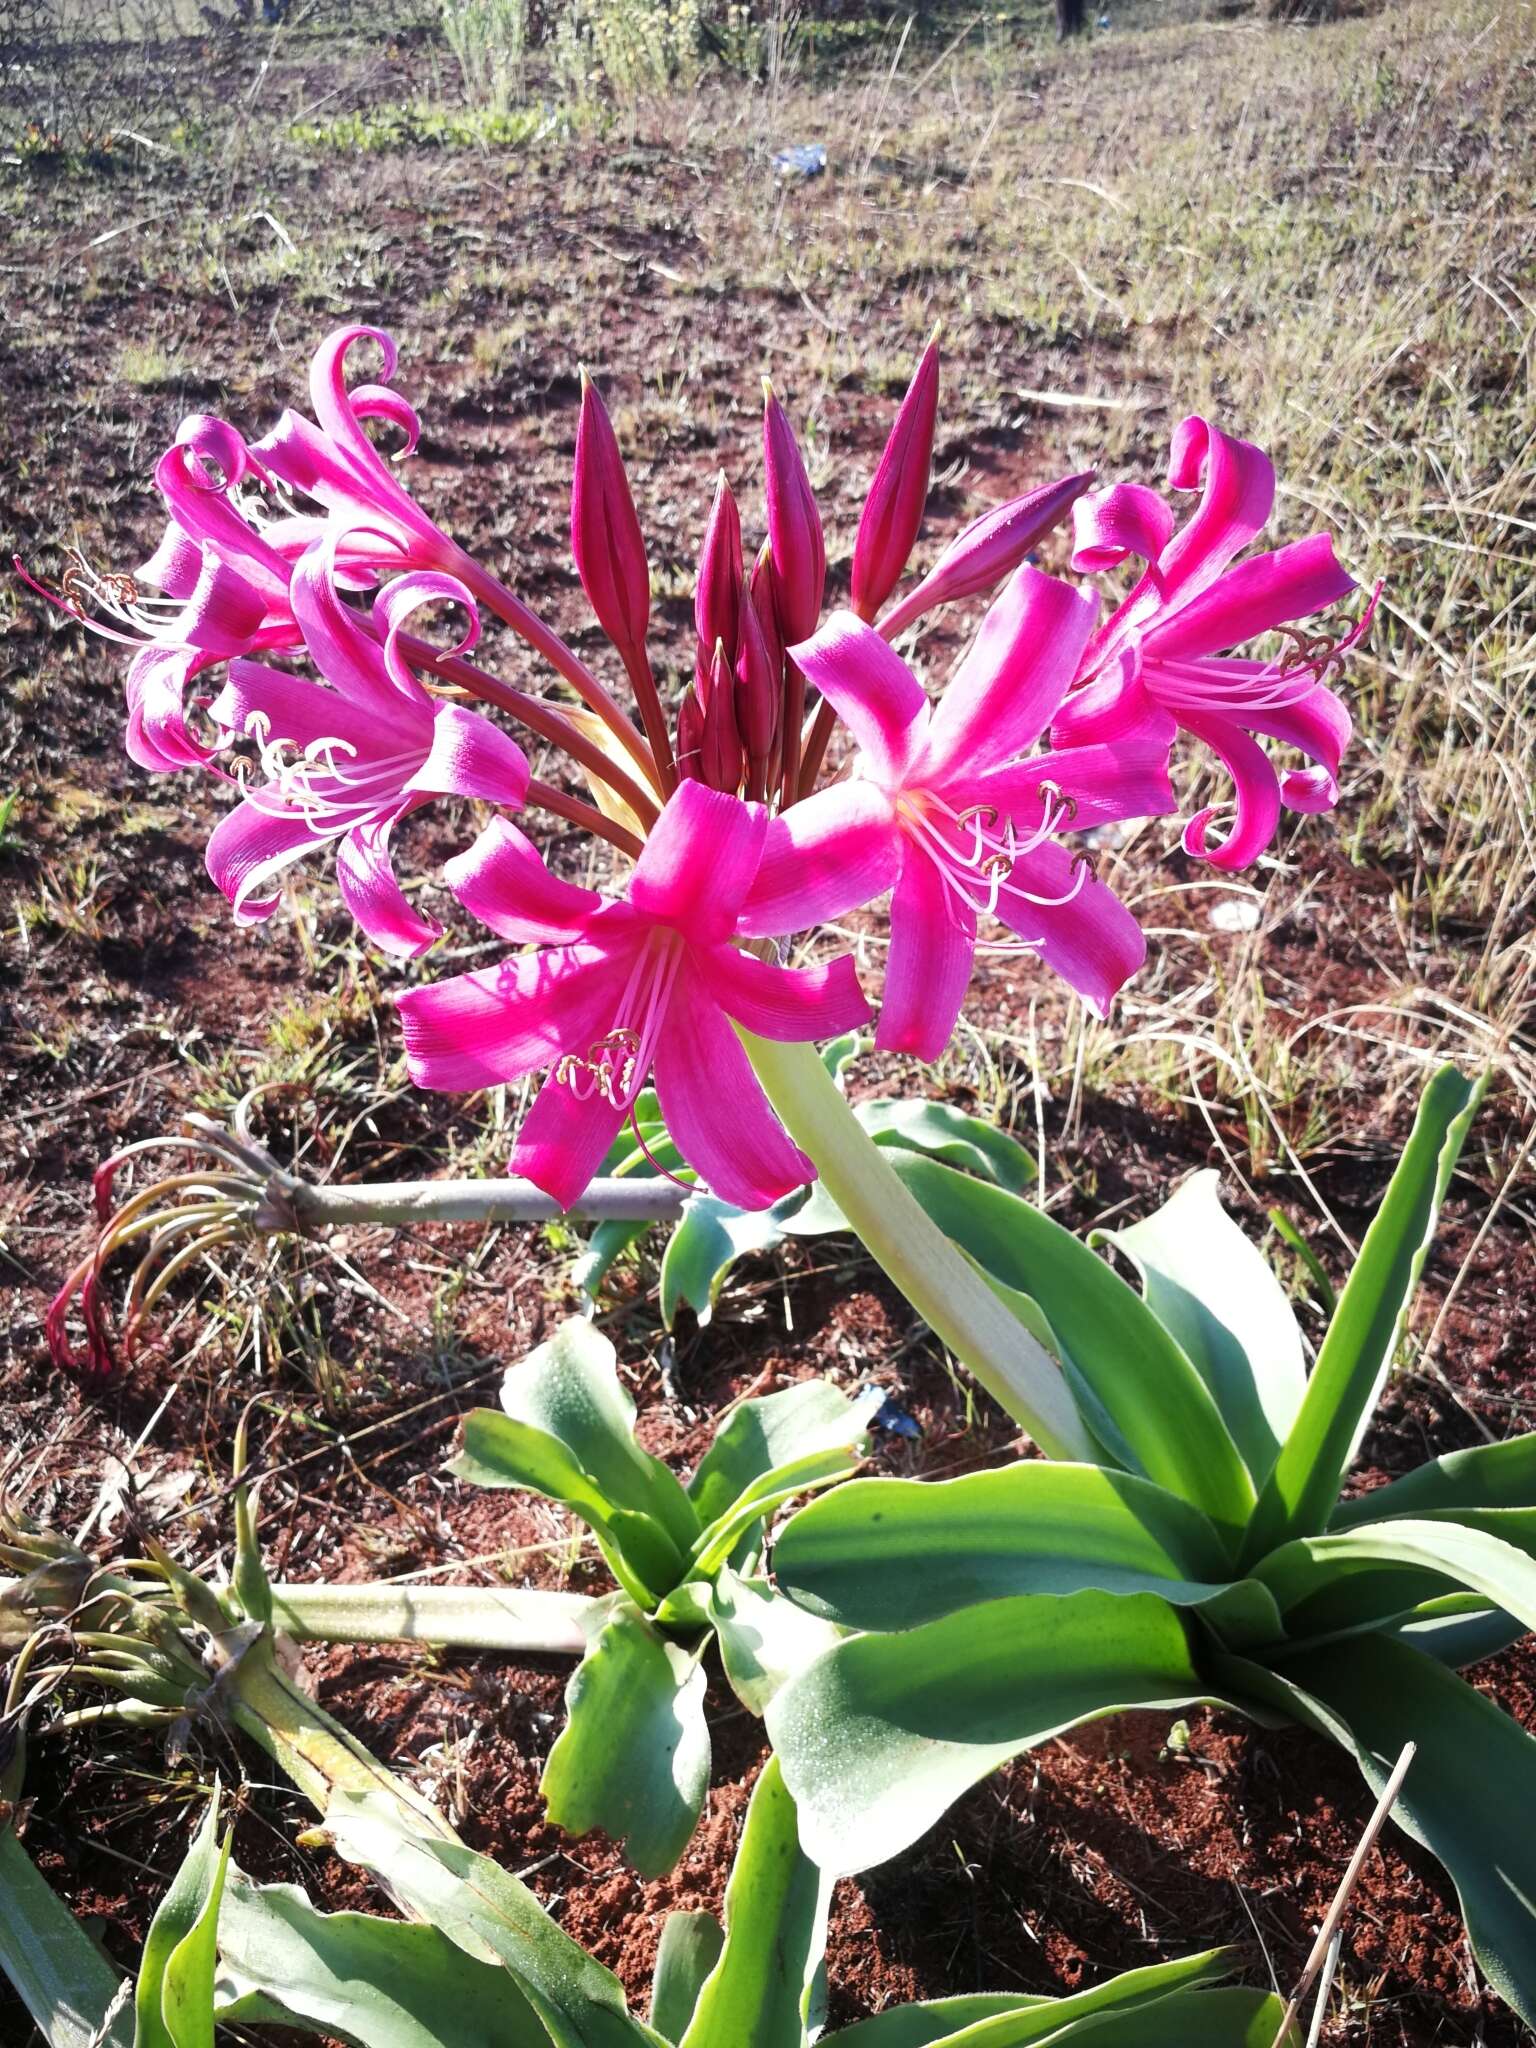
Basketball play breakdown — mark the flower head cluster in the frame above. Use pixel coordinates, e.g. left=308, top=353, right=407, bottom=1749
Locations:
left=41, top=327, right=1374, bottom=1213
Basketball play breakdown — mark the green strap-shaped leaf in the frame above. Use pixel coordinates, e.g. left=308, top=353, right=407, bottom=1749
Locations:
left=860, top=1099, right=1035, bottom=1191
left=650, top=1913, right=725, bottom=2045
left=324, top=1790, right=662, bottom=2048
left=1244, top=1065, right=1485, bottom=1560
left=688, top=1380, right=880, bottom=1529
left=772, top=1464, right=1234, bottom=1632
left=1330, top=1431, right=1536, bottom=1528
left=1256, top=1513, right=1536, bottom=1643
left=214, top=1872, right=547, bottom=2045
left=1100, top=1171, right=1305, bottom=1489
left=135, top=1792, right=231, bottom=2048
left=541, top=1604, right=711, bottom=1878
left=661, top=1195, right=793, bottom=1329
left=1031, top=1987, right=1295, bottom=2045
left=678, top=1758, right=830, bottom=2048
left=453, top=1408, right=681, bottom=1608
left=884, top=1155, right=1255, bottom=1538
left=707, top=1570, right=849, bottom=1716
left=499, top=1319, right=701, bottom=1556
left=767, top=1590, right=1221, bottom=1877
left=821, top=1951, right=1232, bottom=2045
left=1216, top=1636, right=1536, bottom=2027
left=0, top=1827, right=132, bottom=2048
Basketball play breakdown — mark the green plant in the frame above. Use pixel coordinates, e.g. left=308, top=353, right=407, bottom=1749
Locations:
left=759, top=1065, right=1536, bottom=2023
left=441, top=0, right=529, bottom=112
left=576, top=1033, right=1037, bottom=1321
left=450, top=1315, right=877, bottom=1872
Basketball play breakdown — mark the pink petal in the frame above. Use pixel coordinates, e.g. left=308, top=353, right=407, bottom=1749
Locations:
left=164, top=551, right=273, bottom=657
left=875, top=848, right=976, bottom=1062
left=789, top=611, right=927, bottom=789
left=397, top=943, right=633, bottom=1093
left=210, top=661, right=375, bottom=758
left=290, top=538, right=433, bottom=730
left=956, top=733, right=1176, bottom=832
left=652, top=974, right=813, bottom=1209
left=1249, top=683, right=1352, bottom=810
left=922, top=565, right=1098, bottom=783
left=407, top=702, right=529, bottom=807
left=738, top=781, right=902, bottom=937
left=444, top=817, right=603, bottom=945
left=125, top=646, right=215, bottom=773
left=996, top=841, right=1146, bottom=1017
left=1178, top=711, right=1284, bottom=870
left=205, top=800, right=320, bottom=924
left=1070, top=483, right=1176, bottom=574
left=628, top=782, right=767, bottom=945
left=308, top=328, right=427, bottom=526
left=707, top=946, right=872, bottom=1041
left=138, top=521, right=202, bottom=599
left=1050, top=649, right=1168, bottom=750
left=510, top=1071, right=628, bottom=1210
left=1149, top=533, right=1357, bottom=661
left=1157, top=417, right=1276, bottom=610
left=336, top=809, right=441, bottom=958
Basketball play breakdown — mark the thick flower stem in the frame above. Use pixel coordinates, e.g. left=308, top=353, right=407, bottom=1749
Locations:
left=739, top=1033, right=1095, bottom=1461
left=273, top=1174, right=690, bottom=1233
left=267, top=1581, right=595, bottom=1657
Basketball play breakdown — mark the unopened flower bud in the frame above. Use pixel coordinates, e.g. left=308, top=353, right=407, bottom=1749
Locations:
left=676, top=685, right=705, bottom=782
left=571, top=371, right=651, bottom=663
left=851, top=333, right=940, bottom=622
left=701, top=641, right=744, bottom=794
left=881, top=471, right=1094, bottom=639
left=735, top=577, right=779, bottom=767
left=762, top=380, right=826, bottom=646
left=695, top=472, right=743, bottom=667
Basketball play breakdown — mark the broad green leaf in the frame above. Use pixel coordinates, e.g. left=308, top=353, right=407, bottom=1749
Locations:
left=650, top=1913, right=725, bottom=2045
left=1244, top=1066, right=1485, bottom=1560
left=1382, top=1603, right=1526, bottom=1668
left=541, top=1605, right=711, bottom=1878
left=214, top=1873, right=545, bottom=2045
left=822, top=1950, right=1231, bottom=2045
left=678, top=1758, right=830, bottom=2048
left=1235, top=1635, right=1536, bottom=2026
left=1330, top=1431, right=1536, bottom=1528
left=788, top=1101, right=1036, bottom=1234
left=135, top=1792, right=229, bottom=2048
left=498, top=1320, right=700, bottom=1557
left=1256, top=1514, right=1536, bottom=1642
left=1100, top=1171, right=1305, bottom=1488
left=324, top=1791, right=661, bottom=2048
left=661, top=1195, right=791, bottom=1329
left=453, top=1409, right=680, bottom=1607
left=767, top=1590, right=1220, bottom=1876
left=0, top=1827, right=132, bottom=2048
left=575, top=1219, right=653, bottom=1301
left=708, top=1569, right=849, bottom=1715
left=688, top=1380, right=880, bottom=1529
left=885, top=1155, right=1255, bottom=1538
left=773, top=1465, right=1234, bottom=1631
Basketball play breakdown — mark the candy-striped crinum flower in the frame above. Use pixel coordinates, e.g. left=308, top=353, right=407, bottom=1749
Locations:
left=397, top=782, right=872, bottom=1209
left=738, top=566, right=1176, bottom=1061
left=1052, top=414, right=1374, bottom=869
left=206, top=541, right=529, bottom=957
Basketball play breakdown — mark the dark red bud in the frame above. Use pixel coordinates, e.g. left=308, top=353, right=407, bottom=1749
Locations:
left=571, top=371, right=651, bottom=661
left=762, top=381, right=826, bottom=646
left=851, top=334, right=940, bottom=622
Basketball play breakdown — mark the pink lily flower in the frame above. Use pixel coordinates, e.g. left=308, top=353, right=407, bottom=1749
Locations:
left=396, top=782, right=872, bottom=1210
left=1052, top=415, right=1375, bottom=870
left=204, top=539, right=529, bottom=957
left=739, top=566, right=1177, bottom=1060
